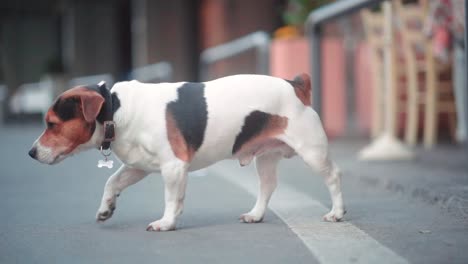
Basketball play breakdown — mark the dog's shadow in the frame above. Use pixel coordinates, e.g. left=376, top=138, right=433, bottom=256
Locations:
left=94, top=211, right=278, bottom=232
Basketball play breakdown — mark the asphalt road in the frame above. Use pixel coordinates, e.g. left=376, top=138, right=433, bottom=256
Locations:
left=1, top=124, right=467, bottom=264
left=0, top=124, right=315, bottom=264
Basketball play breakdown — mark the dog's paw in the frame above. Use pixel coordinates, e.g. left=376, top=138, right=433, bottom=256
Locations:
left=146, top=219, right=176, bottom=232
left=96, top=203, right=116, bottom=222
left=322, top=209, right=345, bottom=222
left=239, top=213, right=263, bottom=223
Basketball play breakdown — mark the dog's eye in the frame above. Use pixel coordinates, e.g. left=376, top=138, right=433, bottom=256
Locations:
left=47, top=122, right=56, bottom=129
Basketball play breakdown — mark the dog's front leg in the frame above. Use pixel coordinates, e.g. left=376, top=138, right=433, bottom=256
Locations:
left=96, top=165, right=149, bottom=221
left=146, top=161, right=188, bottom=231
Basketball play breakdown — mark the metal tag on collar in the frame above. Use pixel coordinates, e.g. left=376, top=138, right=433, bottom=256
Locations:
left=98, top=146, right=114, bottom=169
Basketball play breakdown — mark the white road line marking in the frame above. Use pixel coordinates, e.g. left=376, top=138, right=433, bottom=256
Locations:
left=210, top=161, right=409, bottom=264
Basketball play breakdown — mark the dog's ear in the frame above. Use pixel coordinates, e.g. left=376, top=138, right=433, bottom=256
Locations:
left=80, top=92, right=104, bottom=123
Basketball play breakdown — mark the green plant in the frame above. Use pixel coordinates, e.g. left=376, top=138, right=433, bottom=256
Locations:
left=282, top=0, right=334, bottom=27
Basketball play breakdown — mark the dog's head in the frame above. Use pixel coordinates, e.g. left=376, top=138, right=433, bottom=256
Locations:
left=29, top=86, right=104, bottom=164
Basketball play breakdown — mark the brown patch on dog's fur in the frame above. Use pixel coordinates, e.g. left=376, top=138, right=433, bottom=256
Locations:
left=40, top=108, right=96, bottom=156
left=38, top=86, right=102, bottom=156
left=289, top=73, right=311, bottom=106
left=165, top=111, right=194, bottom=162
left=234, top=113, right=288, bottom=163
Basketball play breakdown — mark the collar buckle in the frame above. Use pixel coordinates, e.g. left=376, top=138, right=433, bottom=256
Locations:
left=103, top=121, right=116, bottom=142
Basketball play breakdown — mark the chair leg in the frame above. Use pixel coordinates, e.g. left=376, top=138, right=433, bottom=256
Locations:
left=371, top=56, right=383, bottom=138
left=423, top=49, right=438, bottom=148
left=404, top=54, right=419, bottom=146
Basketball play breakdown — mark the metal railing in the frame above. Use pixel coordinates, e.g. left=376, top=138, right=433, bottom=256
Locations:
left=6, top=61, right=173, bottom=120
left=199, top=31, right=270, bottom=81
left=306, top=0, right=385, bottom=117
left=69, top=73, right=114, bottom=88
left=130, top=61, right=173, bottom=83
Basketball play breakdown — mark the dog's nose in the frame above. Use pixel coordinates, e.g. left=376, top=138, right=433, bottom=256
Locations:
left=28, top=147, right=37, bottom=159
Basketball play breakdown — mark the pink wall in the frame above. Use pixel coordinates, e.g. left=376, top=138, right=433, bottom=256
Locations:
left=270, top=37, right=346, bottom=138
left=354, top=42, right=373, bottom=135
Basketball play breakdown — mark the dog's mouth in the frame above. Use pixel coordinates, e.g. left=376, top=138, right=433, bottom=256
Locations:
left=33, top=146, right=69, bottom=165
left=33, top=141, right=89, bottom=165
left=35, top=154, right=64, bottom=165
left=49, top=154, right=67, bottom=165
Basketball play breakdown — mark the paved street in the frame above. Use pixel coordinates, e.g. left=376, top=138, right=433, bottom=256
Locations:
left=1, top=124, right=468, bottom=264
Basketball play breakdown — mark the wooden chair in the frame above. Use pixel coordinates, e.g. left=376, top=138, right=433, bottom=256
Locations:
left=361, top=9, right=385, bottom=138
left=361, top=8, right=407, bottom=139
left=395, top=1, right=457, bottom=148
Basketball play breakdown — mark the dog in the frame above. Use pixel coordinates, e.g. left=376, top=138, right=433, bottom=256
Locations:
left=29, top=73, right=345, bottom=231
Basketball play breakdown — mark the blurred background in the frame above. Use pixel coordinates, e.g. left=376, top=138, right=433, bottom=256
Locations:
left=0, top=0, right=466, bottom=147
left=0, top=0, right=287, bottom=123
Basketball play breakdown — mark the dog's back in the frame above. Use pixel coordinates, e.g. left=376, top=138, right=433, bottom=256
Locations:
left=110, top=74, right=310, bottom=170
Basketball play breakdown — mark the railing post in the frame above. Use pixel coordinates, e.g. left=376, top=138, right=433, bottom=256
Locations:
left=199, top=60, right=209, bottom=83
left=309, top=25, right=322, bottom=117
left=305, top=0, right=385, bottom=119
left=256, top=37, right=270, bottom=75
left=465, top=0, right=468, bottom=146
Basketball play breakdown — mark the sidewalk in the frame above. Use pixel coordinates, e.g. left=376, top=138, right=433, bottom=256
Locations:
left=2, top=124, right=468, bottom=263
left=328, top=139, right=468, bottom=221
left=209, top=140, right=468, bottom=263
left=0, top=124, right=316, bottom=264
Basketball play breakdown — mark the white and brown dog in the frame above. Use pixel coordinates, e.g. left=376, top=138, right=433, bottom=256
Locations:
left=29, top=73, right=345, bottom=231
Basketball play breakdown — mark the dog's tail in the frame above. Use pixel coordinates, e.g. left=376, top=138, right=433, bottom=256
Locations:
left=287, top=73, right=311, bottom=106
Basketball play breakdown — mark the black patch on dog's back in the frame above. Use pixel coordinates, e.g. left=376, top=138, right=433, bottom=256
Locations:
left=232, top=111, right=270, bottom=154
left=166, top=82, right=208, bottom=152
left=53, top=97, right=79, bottom=121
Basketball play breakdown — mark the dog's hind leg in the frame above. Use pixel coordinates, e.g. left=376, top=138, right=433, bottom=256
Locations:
left=147, top=160, right=188, bottom=231
left=308, top=155, right=345, bottom=222
left=280, top=108, right=345, bottom=222
left=240, top=152, right=282, bottom=223
left=96, top=165, right=149, bottom=222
